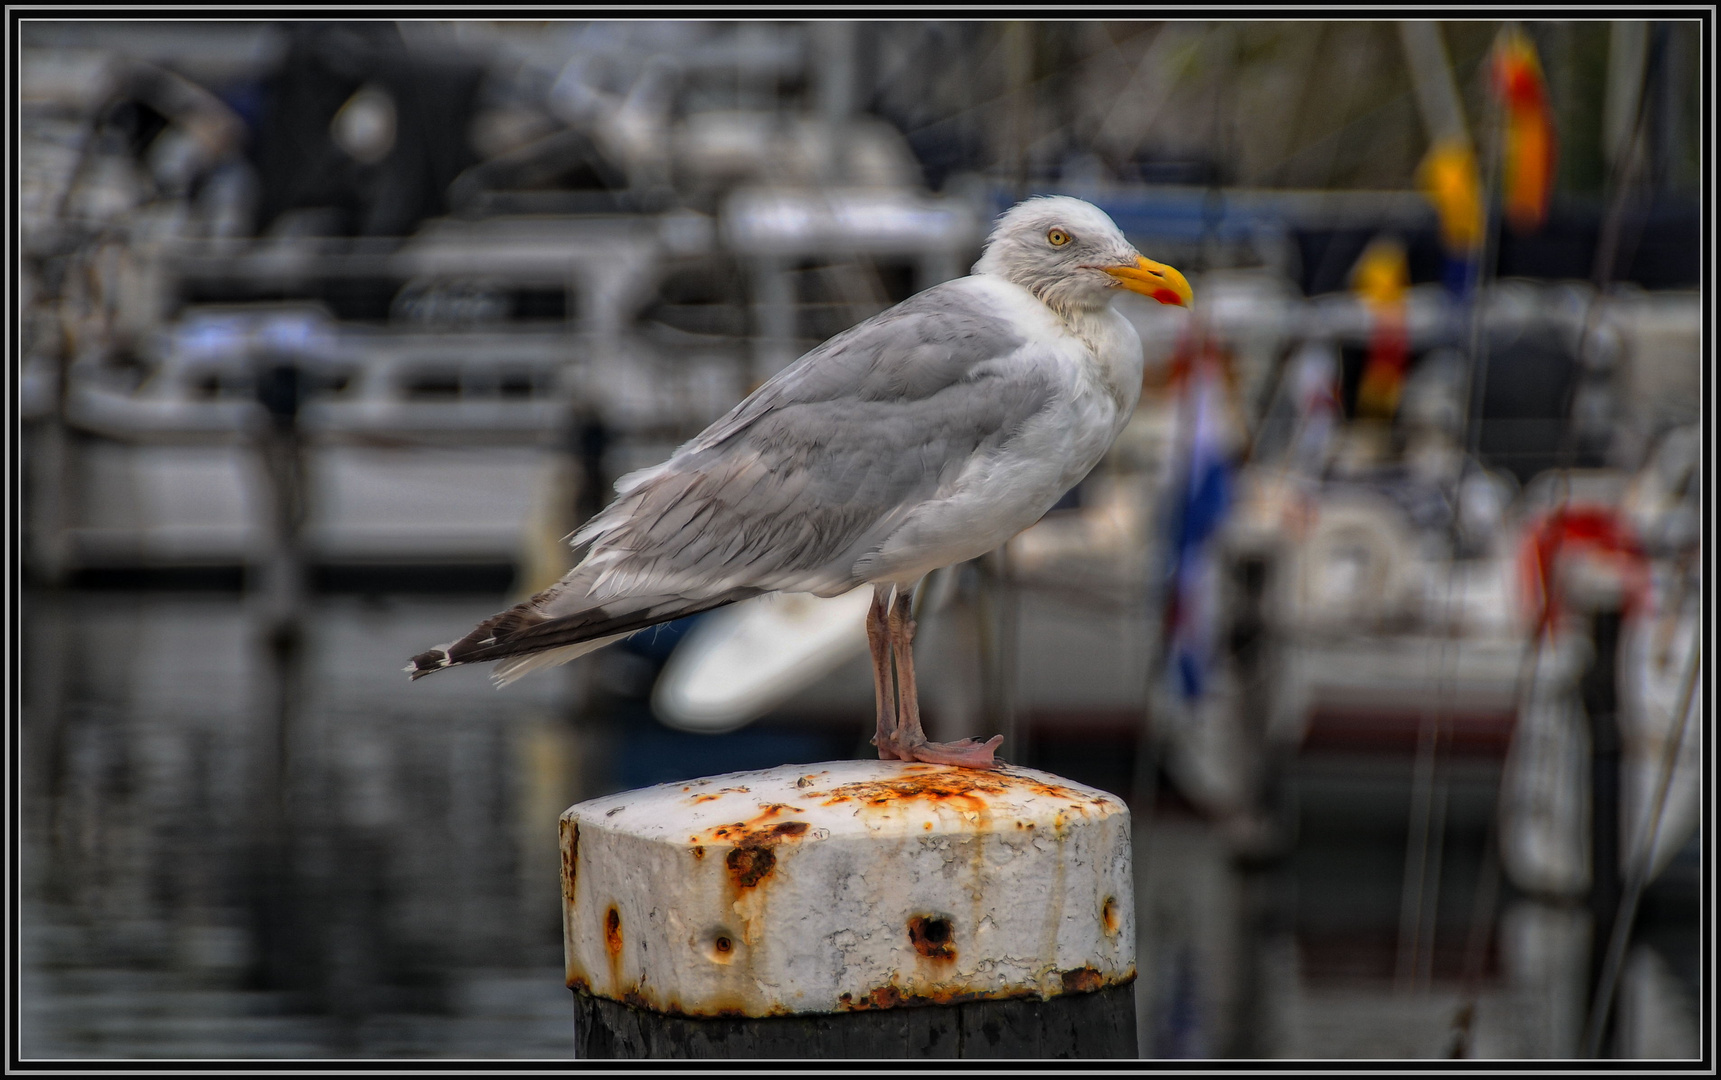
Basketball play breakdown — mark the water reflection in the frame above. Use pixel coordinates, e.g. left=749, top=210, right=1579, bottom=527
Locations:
left=19, top=588, right=867, bottom=1059
left=20, top=588, right=1699, bottom=1059
left=23, top=592, right=570, bottom=1056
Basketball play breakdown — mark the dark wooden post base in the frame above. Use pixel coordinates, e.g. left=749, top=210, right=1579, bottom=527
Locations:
left=573, top=981, right=1139, bottom=1059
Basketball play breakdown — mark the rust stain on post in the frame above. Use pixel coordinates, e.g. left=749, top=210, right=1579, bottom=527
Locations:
left=1060, top=966, right=1104, bottom=994
left=838, top=985, right=904, bottom=1011
left=830, top=968, right=1137, bottom=1013
left=725, top=844, right=776, bottom=888
left=602, top=908, right=626, bottom=1005
left=561, top=821, right=579, bottom=903
left=816, top=768, right=1097, bottom=818
left=837, top=984, right=1004, bottom=1011
left=703, top=808, right=809, bottom=843
left=704, top=811, right=815, bottom=892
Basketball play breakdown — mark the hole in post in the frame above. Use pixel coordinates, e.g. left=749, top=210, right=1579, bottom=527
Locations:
left=907, top=915, right=955, bottom=960
left=604, top=906, right=622, bottom=957
left=1101, top=896, right=1120, bottom=936
left=706, top=930, right=738, bottom=964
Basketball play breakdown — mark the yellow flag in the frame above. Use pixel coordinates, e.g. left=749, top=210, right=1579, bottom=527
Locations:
left=1350, top=238, right=1411, bottom=420
left=1417, top=139, right=1484, bottom=256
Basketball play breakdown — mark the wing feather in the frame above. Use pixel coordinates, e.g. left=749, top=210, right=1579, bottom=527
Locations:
left=411, top=279, right=1059, bottom=681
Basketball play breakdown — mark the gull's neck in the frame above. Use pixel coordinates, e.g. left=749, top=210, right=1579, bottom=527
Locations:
left=976, top=267, right=1111, bottom=331
left=1057, top=300, right=1125, bottom=360
left=1025, top=280, right=1118, bottom=351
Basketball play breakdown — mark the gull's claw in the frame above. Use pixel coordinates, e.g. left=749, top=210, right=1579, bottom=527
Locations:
left=880, top=733, right=1005, bottom=770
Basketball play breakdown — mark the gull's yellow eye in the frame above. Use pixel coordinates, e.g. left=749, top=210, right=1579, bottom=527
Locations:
left=1047, top=228, right=1071, bottom=247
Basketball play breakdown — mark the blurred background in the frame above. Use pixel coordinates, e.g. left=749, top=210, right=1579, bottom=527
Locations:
left=17, top=19, right=1703, bottom=1060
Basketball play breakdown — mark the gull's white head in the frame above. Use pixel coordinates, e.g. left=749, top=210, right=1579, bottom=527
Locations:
left=973, top=195, right=1193, bottom=316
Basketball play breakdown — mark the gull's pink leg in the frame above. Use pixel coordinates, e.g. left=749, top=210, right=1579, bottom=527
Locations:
left=881, top=585, right=1004, bottom=769
left=867, top=585, right=907, bottom=760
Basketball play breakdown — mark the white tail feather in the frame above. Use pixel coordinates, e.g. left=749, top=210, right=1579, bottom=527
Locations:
left=489, top=631, right=633, bottom=687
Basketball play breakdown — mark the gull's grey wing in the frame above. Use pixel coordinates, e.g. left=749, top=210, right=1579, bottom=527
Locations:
left=410, top=282, right=1056, bottom=681
left=570, top=281, right=1053, bottom=600
left=676, top=282, right=1033, bottom=458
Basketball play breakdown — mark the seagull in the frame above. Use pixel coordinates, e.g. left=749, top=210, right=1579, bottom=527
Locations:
left=409, top=196, right=1192, bottom=768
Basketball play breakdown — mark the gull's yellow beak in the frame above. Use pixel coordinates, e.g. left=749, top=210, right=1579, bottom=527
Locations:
left=1103, top=256, right=1193, bottom=307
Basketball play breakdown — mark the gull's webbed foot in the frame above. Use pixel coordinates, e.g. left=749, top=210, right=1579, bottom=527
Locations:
left=878, top=732, right=1006, bottom=770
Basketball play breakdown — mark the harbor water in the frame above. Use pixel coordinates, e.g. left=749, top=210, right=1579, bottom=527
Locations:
left=19, top=586, right=1699, bottom=1059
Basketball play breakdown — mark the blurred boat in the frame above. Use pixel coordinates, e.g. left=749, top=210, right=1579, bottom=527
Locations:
left=1498, top=458, right=1701, bottom=898
left=1268, top=484, right=1527, bottom=754
left=652, top=586, right=874, bottom=733
left=1618, top=588, right=1701, bottom=883
left=651, top=564, right=978, bottom=733
left=1499, top=587, right=1700, bottom=900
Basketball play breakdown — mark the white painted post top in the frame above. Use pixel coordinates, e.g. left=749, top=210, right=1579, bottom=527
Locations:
left=561, top=759, right=1134, bottom=1018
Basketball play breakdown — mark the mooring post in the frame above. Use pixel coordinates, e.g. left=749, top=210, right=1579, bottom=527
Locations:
left=561, top=760, right=1138, bottom=1059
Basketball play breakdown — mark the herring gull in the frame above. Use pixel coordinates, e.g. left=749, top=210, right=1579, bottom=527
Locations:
left=409, top=195, right=1192, bottom=768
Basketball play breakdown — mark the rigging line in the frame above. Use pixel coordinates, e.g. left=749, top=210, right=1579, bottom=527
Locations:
left=1396, top=579, right=1462, bottom=992
left=862, top=24, right=1063, bottom=142
left=1091, top=22, right=1209, bottom=166
left=1421, top=609, right=1466, bottom=990
left=1559, top=22, right=1666, bottom=475
left=1592, top=23, right=1667, bottom=293
left=1569, top=29, right=1679, bottom=1059
left=1257, top=83, right=1419, bottom=189
left=1396, top=654, right=1435, bottom=986
left=1583, top=629, right=1701, bottom=1058
left=1445, top=487, right=1535, bottom=1037
left=1446, top=805, right=1504, bottom=1057
left=1461, top=33, right=1507, bottom=464
left=1401, top=25, right=1514, bottom=990
left=1429, top=48, right=1541, bottom=999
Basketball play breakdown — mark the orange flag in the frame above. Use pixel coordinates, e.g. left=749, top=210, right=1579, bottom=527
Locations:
left=1492, top=27, right=1557, bottom=234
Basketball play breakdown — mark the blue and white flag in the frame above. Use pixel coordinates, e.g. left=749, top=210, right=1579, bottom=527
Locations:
left=1165, top=345, right=1233, bottom=701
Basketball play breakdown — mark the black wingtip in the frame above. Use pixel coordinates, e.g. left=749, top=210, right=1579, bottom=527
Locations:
left=407, top=649, right=450, bottom=680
